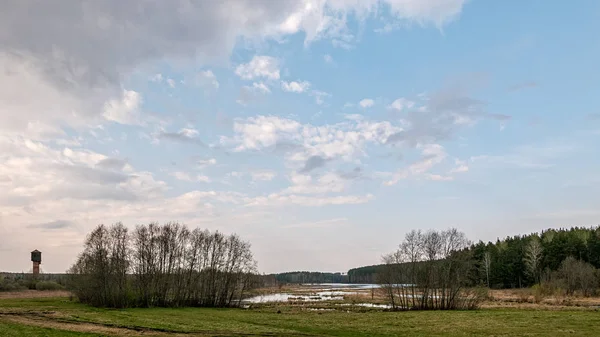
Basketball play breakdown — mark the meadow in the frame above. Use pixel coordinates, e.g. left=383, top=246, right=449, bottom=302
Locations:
left=1, top=293, right=600, bottom=336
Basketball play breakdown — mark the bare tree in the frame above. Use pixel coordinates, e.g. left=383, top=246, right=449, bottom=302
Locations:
left=483, top=251, right=491, bottom=288
left=379, top=228, right=482, bottom=310
left=524, top=237, right=543, bottom=284
left=69, top=222, right=258, bottom=308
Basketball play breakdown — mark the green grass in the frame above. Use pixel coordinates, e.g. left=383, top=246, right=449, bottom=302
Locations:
left=1, top=297, right=600, bottom=336
left=0, top=321, right=101, bottom=337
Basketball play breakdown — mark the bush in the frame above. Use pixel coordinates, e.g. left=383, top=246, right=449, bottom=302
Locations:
left=531, top=284, right=545, bottom=303
left=35, top=281, right=64, bottom=291
left=517, top=289, right=531, bottom=303
left=0, top=275, right=27, bottom=292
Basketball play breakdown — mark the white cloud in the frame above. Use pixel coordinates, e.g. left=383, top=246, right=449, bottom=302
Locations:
left=281, top=80, right=311, bottom=93
left=102, top=90, right=142, bottom=125
left=251, top=170, right=277, bottom=181
left=237, top=82, right=271, bottom=105
left=195, top=158, right=217, bottom=168
left=222, top=115, right=400, bottom=166
left=450, top=159, right=469, bottom=173
left=282, top=217, right=348, bottom=229
left=359, top=98, right=375, bottom=108
left=228, top=170, right=277, bottom=182
left=166, top=78, right=176, bottom=88
left=170, top=171, right=211, bottom=183
left=284, top=172, right=347, bottom=195
left=385, top=143, right=447, bottom=186
left=151, top=73, right=163, bottom=82
left=324, top=54, right=334, bottom=63
left=426, top=174, right=453, bottom=181
left=246, top=193, right=374, bottom=207
left=251, top=82, right=271, bottom=94
left=197, top=70, right=219, bottom=89
left=311, top=90, right=331, bottom=105
left=389, top=97, right=415, bottom=111
left=235, top=56, right=280, bottom=80
left=0, top=0, right=469, bottom=138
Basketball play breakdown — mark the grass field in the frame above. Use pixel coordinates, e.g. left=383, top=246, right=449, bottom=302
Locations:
left=1, top=296, right=600, bottom=336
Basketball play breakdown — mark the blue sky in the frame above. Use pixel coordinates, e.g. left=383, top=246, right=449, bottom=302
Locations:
left=1, top=0, right=600, bottom=273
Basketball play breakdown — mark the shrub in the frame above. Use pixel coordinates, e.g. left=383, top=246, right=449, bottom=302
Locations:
left=531, top=284, right=545, bottom=303
left=35, top=281, right=64, bottom=291
left=516, top=289, right=531, bottom=303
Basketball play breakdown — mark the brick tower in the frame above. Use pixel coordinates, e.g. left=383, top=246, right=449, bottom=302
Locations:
left=31, top=250, right=41, bottom=278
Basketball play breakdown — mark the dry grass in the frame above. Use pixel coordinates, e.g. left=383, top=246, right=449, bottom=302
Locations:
left=0, top=290, right=71, bottom=299
left=485, top=289, right=600, bottom=309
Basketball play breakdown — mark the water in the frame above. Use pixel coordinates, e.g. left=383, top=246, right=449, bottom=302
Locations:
left=243, top=291, right=349, bottom=303
left=243, top=283, right=373, bottom=304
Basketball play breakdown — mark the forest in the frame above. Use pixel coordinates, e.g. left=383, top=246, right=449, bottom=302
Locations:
left=348, top=226, right=600, bottom=290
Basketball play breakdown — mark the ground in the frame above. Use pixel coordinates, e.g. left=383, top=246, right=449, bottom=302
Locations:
left=1, top=291, right=600, bottom=336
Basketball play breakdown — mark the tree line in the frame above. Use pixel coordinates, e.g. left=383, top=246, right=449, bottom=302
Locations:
left=68, top=222, right=258, bottom=308
left=264, top=272, right=349, bottom=285
left=469, top=226, right=600, bottom=294
left=350, top=226, right=600, bottom=294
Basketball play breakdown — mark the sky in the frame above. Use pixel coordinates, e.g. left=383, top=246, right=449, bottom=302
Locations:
left=1, top=0, right=600, bottom=274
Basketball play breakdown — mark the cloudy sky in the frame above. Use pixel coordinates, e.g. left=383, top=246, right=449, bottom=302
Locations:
left=1, top=0, right=600, bottom=274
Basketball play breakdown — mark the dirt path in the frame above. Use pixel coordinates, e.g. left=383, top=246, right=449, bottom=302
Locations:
left=0, top=290, right=71, bottom=299
left=0, top=311, right=315, bottom=337
left=0, top=314, right=164, bottom=336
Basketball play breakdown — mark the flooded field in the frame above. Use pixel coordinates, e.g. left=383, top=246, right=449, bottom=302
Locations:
left=243, top=283, right=391, bottom=309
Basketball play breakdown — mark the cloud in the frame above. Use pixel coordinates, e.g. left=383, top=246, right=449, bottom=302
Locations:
left=469, top=143, right=576, bottom=170
left=95, top=157, right=128, bottom=171
left=339, top=167, right=364, bottom=180
left=359, top=98, right=375, bottom=108
left=508, top=81, right=538, bottom=92
left=246, top=193, right=374, bottom=207
left=0, top=0, right=469, bottom=139
left=235, top=56, right=280, bottom=80
left=449, top=159, right=469, bottom=174
left=488, top=113, right=512, bottom=121
left=324, top=54, right=334, bottom=64
left=170, top=172, right=211, bottom=183
left=282, top=217, right=348, bottom=229
left=236, top=82, right=271, bottom=105
left=311, top=90, right=331, bottom=105
left=281, top=80, right=311, bottom=93
left=222, top=115, right=400, bottom=166
left=284, top=172, right=346, bottom=195
left=299, top=155, right=329, bottom=173
left=385, top=85, right=508, bottom=147
left=385, top=144, right=448, bottom=186
left=197, top=70, right=219, bottom=89
left=251, top=82, right=271, bottom=94
left=194, top=158, right=217, bottom=168
left=28, top=220, right=75, bottom=230
left=251, top=170, right=277, bottom=181
left=0, top=0, right=474, bottom=272
left=228, top=170, right=277, bottom=182
left=157, top=128, right=205, bottom=146
left=389, top=97, right=415, bottom=111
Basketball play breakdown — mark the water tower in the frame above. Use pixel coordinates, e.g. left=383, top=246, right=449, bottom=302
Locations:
left=31, top=250, right=41, bottom=277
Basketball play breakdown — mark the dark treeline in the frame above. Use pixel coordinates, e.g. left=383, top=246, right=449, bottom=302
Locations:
left=68, top=222, right=258, bottom=308
left=470, top=226, right=600, bottom=291
left=265, top=272, right=349, bottom=284
left=349, top=226, right=600, bottom=290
